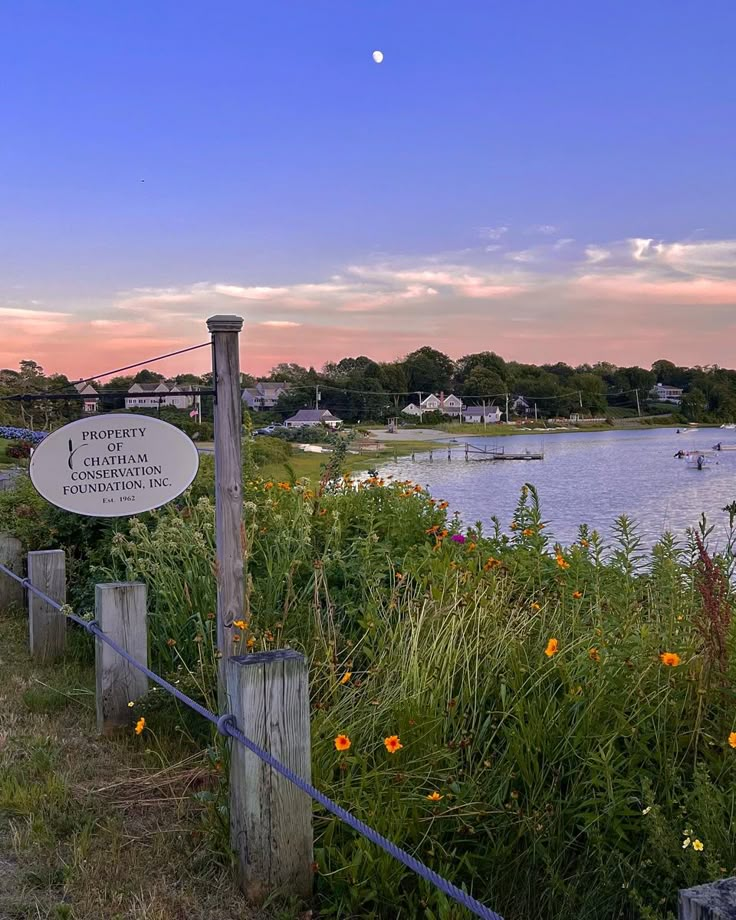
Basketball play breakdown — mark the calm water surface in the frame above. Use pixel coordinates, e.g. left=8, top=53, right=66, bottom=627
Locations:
left=378, top=427, right=736, bottom=549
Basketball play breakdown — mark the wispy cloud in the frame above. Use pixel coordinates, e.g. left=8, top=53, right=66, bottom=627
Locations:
left=4, top=235, right=736, bottom=375
left=477, top=225, right=508, bottom=241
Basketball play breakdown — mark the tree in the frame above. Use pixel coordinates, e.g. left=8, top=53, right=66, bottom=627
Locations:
left=454, top=352, right=507, bottom=386
left=402, top=347, right=454, bottom=395
left=134, top=369, right=165, bottom=383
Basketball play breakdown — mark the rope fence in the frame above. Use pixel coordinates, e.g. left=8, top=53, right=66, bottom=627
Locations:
left=0, top=560, right=502, bottom=920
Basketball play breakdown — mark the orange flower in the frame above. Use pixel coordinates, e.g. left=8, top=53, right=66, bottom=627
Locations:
left=334, top=734, right=351, bottom=751
left=544, top=638, right=559, bottom=658
left=580, top=538, right=590, bottom=548
left=531, top=602, right=541, bottom=611
left=659, top=652, right=681, bottom=667
left=588, top=647, right=600, bottom=662
left=166, top=638, right=177, bottom=647
left=426, top=525, right=440, bottom=535
left=572, top=591, right=582, bottom=599
left=384, top=735, right=403, bottom=754
left=484, top=557, right=500, bottom=571
left=233, top=619, right=248, bottom=630
left=555, top=554, right=570, bottom=570
left=729, top=732, right=736, bottom=749
left=233, top=633, right=242, bottom=642
left=264, top=482, right=274, bottom=490
left=134, top=717, right=146, bottom=735
left=522, top=528, right=534, bottom=537
left=466, top=542, right=477, bottom=551
left=340, top=672, right=352, bottom=685
left=414, top=484, right=423, bottom=493
left=395, top=572, right=404, bottom=581
left=426, top=791, right=443, bottom=802
left=246, top=636, right=256, bottom=649
left=438, top=501, right=449, bottom=510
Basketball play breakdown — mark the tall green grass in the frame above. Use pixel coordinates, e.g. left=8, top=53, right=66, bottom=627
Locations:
left=96, top=475, right=736, bottom=919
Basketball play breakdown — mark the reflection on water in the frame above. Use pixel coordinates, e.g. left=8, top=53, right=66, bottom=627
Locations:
left=379, top=427, right=736, bottom=550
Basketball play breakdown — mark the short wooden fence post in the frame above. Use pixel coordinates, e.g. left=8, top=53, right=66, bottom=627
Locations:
left=680, top=878, right=736, bottom=919
left=95, top=582, right=148, bottom=735
left=0, top=533, right=24, bottom=610
left=28, top=549, right=66, bottom=663
left=227, top=649, right=313, bottom=904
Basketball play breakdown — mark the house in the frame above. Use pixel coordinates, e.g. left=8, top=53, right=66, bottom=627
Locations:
left=649, top=382, right=684, bottom=405
left=75, top=382, right=99, bottom=414
left=403, top=393, right=464, bottom=418
left=242, top=381, right=291, bottom=411
left=401, top=403, right=422, bottom=417
left=463, top=405, right=502, bottom=425
left=512, top=396, right=531, bottom=416
left=125, top=382, right=193, bottom=410
left=284, top=408, right=342, bottom=429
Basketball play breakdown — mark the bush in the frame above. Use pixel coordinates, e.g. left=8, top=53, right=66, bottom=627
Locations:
left=6, top=440, right=32, bottom=459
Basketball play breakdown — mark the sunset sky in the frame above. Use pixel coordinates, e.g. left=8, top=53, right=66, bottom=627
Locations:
left=2, top=1, right=735, bottom=379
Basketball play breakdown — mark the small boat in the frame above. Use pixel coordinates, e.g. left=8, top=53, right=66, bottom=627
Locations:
left=686, top=452, right=713, bottom=470
left=712, top=443, right=736, bottom=451
left=720, top=423, right=736, bottom=429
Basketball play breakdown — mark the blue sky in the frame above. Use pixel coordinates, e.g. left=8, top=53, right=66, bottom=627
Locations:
left=1, top=0, right=735, bottom=375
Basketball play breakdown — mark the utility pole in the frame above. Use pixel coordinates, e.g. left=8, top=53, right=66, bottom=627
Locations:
left=482, top=399, right=487, bottom=431
left=418, top=391, right=423, bottom=424
left=635, top=389, right=641, bottom=417
left=534, top=402, right=538, bottom=422
left=315, top=385, right=321, bottom=410
left=505, top=392, right=510, bottom=424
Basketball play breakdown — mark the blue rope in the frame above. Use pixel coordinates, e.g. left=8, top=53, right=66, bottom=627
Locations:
left=0, top=563, right=502, bottom=920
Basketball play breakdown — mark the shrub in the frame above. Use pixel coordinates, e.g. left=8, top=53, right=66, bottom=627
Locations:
left=6, top=440, right=32, bottom=459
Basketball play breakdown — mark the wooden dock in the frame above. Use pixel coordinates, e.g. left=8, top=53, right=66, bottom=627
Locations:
left=407, top=443, right=544, bottom=462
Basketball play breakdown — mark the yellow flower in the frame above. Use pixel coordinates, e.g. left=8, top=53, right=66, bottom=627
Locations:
left=232, top=620, right=248, bottom=630
left=729, top=732, right=736, bottom=749
left=693, top=839, right=704, bottom=852
left=334, top=734, right=351, bottom=751
left=384, top=735, right=403, bottom=754
left=659, top=652, right=681, bottom=667
left=340, top=672, right=352, bottom=685
left=134, top=717, right=146, bottom=736
left=127, top=700, right=135, bottom=708
left=544, top=638, right=559, bottom=658
left=426, top=791, right=443, bottom=802
left=246, top=636, right=256, bottom=649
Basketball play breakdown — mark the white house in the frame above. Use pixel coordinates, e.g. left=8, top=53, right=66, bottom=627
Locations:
left=242, top=381, right=290, bottom=410
left=463, top=405, right=502, bottom=425
left=125, top=382, right=193, bottom=410
left=649, top=382, right=684, bottom=405
left=284, top=408, right=342, bottom=429
left=75, top=382, right=99, bottom=414
left=401, top=403, right=423, bottom=417
left=403, top=393, right=463, bottom=418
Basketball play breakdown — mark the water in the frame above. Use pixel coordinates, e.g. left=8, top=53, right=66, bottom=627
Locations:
left=378, top=427, right=736, bottom=549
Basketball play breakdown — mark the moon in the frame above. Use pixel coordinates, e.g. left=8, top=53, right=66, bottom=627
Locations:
left=372, top=50, right=384, bottom=64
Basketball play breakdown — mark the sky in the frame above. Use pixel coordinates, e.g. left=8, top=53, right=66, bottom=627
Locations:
left=1, top=0, right=735, bottom=379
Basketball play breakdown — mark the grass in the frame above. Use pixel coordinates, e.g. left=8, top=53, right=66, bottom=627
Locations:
left=0, top=604, right=302, bottom=920
left=257, top=439, right=444, bottom=482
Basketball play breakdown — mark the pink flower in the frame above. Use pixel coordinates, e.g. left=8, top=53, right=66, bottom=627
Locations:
left=451, top=534, right=466, bottom=544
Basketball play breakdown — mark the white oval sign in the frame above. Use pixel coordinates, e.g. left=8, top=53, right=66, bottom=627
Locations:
left=29, top=413, right=200, bottom=517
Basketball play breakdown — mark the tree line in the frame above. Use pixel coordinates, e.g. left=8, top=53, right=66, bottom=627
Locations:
left=2, top=350, right=736, bottom=430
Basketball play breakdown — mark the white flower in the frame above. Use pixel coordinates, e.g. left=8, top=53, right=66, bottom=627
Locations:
left=682, top=837, right=691, bottom=849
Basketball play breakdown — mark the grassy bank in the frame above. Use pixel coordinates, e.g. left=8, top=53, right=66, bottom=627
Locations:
left=0, top=604, right=294, bottom=920
left=255, top=438, right=444, bottom=482
left=3, top=458, right=736, bottom=918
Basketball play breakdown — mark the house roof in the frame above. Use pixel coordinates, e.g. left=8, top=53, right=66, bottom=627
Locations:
left=74, top=382, right=98, bottom=395
left=129, top=382, right=171, bottom=393
left=287, top=408, right=341, bottom=422
left=256, top=381, right=289, bottom=395
left=464, top=406, right=498, bottom=416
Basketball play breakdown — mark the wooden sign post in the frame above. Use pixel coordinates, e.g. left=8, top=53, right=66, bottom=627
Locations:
left=206, top=315, right=245, bottom=700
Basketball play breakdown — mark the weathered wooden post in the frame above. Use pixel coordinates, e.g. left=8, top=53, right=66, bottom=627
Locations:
left=95, top=582, right=148, bottom=735
left=680, top=879, right=736, bottom=919
left=227, top=650, right=313, bottom=903
left=0, top=534, right=23, bottom=609
left=206, top=314, right=245, bottom=695
left=27, top=549, right=66, bottom=662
